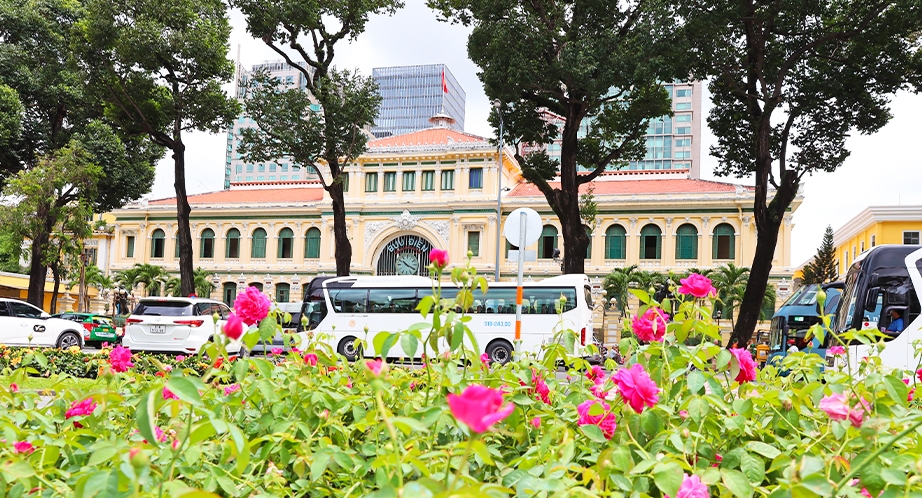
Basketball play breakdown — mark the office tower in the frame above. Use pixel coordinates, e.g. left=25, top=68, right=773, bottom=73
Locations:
left=371, top=64, right=466, bottom=138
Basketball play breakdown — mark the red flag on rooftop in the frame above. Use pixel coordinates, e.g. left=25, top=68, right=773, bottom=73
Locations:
left=441, top=69, right=448, bottom=94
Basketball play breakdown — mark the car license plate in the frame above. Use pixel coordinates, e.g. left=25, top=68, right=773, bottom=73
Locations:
left=151, top=325, right=166, bottom=334
left=96, top=332, right=115, bottom=338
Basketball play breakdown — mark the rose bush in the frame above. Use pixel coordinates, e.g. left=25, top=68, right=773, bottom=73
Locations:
left=0, top=263, right=921, bottom=497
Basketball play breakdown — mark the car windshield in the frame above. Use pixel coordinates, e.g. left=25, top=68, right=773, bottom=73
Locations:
left=133, top=301, right=193, bottom=316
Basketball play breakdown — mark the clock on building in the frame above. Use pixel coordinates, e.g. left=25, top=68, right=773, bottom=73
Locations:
left=395, top=252, right=420, bottom=275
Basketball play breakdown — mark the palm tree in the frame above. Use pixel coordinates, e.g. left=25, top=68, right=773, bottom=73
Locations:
left=114, top=266, right=141, bottom=289
left=133, top=263, right=169, bottom=296
left=711, top=263, right=750, bottom=328
left=84, top=264, right=113, bottom=289
left=633, top=270, right=667, bottom=295
left=759, top=284, right=778, bottom=321
left=192, top=267, right=215, bottom=298
left=603, top=265, right=638, bottom=315
left=164, top=276, right=183, bottom=297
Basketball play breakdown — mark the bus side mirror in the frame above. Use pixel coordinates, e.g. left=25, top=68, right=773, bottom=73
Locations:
left=865, top=287, right=880, bottom=313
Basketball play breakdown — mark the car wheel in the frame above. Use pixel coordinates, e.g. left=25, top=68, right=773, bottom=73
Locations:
left=57, top=331, right=81, bottom=349
left=337, top=336, right=362, bottom=362
left=485, top=339, right=514, bottom=365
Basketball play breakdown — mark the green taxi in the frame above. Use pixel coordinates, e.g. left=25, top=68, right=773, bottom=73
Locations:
left=53, top=313, right=120, bottom=348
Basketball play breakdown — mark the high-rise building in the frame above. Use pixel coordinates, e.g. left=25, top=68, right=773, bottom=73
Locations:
left=524, top=81, right=703, bottom=178
left=371, top=64, right=466, bottom=138
left=224, top=60, right=318, bottom=189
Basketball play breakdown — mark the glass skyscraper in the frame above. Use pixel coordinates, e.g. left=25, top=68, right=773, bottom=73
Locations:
left=371, top=64, right=466, bottom=138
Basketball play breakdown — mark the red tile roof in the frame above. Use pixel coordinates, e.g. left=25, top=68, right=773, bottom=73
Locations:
left=149, top=187, right=324, bottom=206
left=368, top=128, right=486, bottom=147
left=507, top=178, right=752, bottom=197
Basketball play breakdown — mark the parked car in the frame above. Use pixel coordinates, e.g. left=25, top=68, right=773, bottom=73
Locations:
left=249, top=303, right=300, bottom=355
left=53, top=312, right=120, bottom=348
left=121, top=297, right=244, bottom=355
left=0, top=298, right=85, bottom=348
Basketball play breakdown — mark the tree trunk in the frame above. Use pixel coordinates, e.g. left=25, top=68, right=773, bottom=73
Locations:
left=27, top=237, right=49, bottom=308
left=560, top=202, right=589, bottom=274
left=172, top=142, right=195, bottom=296
left=328, top=179, right=352, bottom=277
left=555, top=103, right=588, bottom=274
left=50, top=263, right=61, bottom=313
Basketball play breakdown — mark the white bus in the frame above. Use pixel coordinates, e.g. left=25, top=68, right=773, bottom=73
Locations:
left=298, top=274, right=595, bottom=364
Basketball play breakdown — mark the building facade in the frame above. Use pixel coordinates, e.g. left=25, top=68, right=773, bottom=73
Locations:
left=102, top=124, right=799, bottom=308
left=371, top=64, right=466, bottom=138
left=834, top=205, right=922, bottom=275
left=526, top=81, right=703, bottom=178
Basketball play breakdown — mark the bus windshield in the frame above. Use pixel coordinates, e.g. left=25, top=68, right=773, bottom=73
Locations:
left=836, top=266, right=862, bottom=333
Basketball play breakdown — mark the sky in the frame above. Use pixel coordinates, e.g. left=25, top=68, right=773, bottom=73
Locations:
left=150, top=0, right=922, bottom=268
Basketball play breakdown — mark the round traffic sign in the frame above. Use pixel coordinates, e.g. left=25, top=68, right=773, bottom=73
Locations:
left=503, top=208, right=542, bottom=247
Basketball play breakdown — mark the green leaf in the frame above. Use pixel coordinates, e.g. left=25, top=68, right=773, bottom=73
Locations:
left=580, top=424, right=609, bottom=443
left=417, top=295, right=435, bottom=318
left=257, top=316, right=276, bottom=341
left=400, top=333, right=419, bottom=358
left=687, top=398, right=709, bottom=421
left=609, top=446, right=634, bottom=472
left=721, top=469, right=754, bottom=498
left=243, top=328, right=260, bottom=351
left=687, top=371, right=705, bottom=394
left=166, top=376, right=202, bottom=405
left=2, top=460, right=35, bottom=479
left=588, top=402, right=604, bottom=417
left=311, top=451, right=332, bottom=482
left=392, top=417, right=428, bottom=435
left=653, top=461, right=683, bottom=497
left=717, top=350, right=732, bottom=369
left=177, top=492, right=222, bottom=498
left=744, top=441, right=781, bottom=460
left=86, top=446, right=118, bottom=467
left=136, top=389, right=158, bottom=447
left=630, top=289, right=651, bottom=304
left=373, top=332, right=392, bottom=358
left=740, top=453, right=765, bottom=484
left=470, top=439, right=495, bottom=465
left=450, top=322, right=464, bottom=351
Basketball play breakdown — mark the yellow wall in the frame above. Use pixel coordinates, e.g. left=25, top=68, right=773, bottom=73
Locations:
left=836, top=220, right=922, bottom=275
left=0, top=272, right=99, bottom=312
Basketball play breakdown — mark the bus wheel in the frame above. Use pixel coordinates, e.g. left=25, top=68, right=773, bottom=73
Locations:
left=486, top=339, right=513, bottom=365
left=337, top=336, right=361, bottom=362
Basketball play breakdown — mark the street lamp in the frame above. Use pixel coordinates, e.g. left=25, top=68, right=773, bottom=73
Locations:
left=493, top=99, right=504, bottom=282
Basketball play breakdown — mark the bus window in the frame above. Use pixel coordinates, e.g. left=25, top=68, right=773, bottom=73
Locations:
left=584, top=286, right=593, bottom=310
left=368, top=289, right=417, bottom=313
left=470, top=288, right=516, bottom=314
left=330, top=289, right=368, bottom=313
left=524, top=288, right=576, bottom=314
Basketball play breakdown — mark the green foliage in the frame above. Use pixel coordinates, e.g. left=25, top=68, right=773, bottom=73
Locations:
left=0, top=84, right=23, bottom=148
left=679, top=0, right=922, bottom=341
left=803, top=226, right=839, bottom=285
left=711, top=263, right=751, bottom=327
left=0, top=345, right=208, bottom=379
left=430, top=0, right=682, bottom=272
left=603, top=265, right=638, bottom=315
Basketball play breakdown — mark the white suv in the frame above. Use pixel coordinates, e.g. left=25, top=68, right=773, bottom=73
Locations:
left=122, top=297, right=244, bottom=355
left=0, top=298, right=85, bottom=348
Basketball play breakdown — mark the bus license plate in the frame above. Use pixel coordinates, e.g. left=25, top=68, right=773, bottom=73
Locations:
left=151, top=325, right=166, bottom=334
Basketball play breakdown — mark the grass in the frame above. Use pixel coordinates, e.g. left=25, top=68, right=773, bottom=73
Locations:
left=4, top=375, right=105, bottom=392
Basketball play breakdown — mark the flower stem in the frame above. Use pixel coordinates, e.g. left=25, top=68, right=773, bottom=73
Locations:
left=450, top=434, right=476, bottom=490
left=375, top=390, right=404, bottom=485
left=836, top=417, right=922, bottom=489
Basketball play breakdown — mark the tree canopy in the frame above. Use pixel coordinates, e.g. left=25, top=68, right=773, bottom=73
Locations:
left=429, top=0, right=682, bottom=273
left=680, top=0, right=922, bottom=347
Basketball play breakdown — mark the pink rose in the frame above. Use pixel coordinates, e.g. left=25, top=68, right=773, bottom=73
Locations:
left=679, top=410, right=689, bottom=419
left=903, top=378, right=915, bottom=402
left=577, top=399, right=617, bottom=439
left=819, top=392, right=867, bottom=427
left=162, top=387, right=178, bottom=400
left=108, top=346, right=134, bottom=373
left=917, top=368, right=922, bottom=384
left=674, top=473, right=709, bottom=498
left=480, top=353, right=490, bottom=366
left=269, top=347, right=284, bottom=356
left=304, top=353, right=318, bottom=366
left=447, top=384, right=514, bottom=433
left=176, top=355, right=186, bottom=362
left=730, top=348, right=758, bottom=383
left=222, top=312, right=245, bottom=340
left=13, top=441, right=34, bottom=454
left=9, top=383, right=18, bottom=393
left=429, top=248, right=449, bottom=268
left=233, top=286, right=272, bottom=326
left=828, top=345, right=846, bottom=356
left=365, top=358, right=386, bottom=376
left=677, top=273, right=717, bottom=298
left=65, top=398, right=97, bottom=419
left=224, top=384, right=241, bottom=396
left=631, top=308, right=670, bottom=342
left=586, top=365, right=605, bottom=383
left=530, top=417, right=541, bottom=429
left=520, top=369, right=551, bottom=404
left=612, top=363, right=659, bottom=413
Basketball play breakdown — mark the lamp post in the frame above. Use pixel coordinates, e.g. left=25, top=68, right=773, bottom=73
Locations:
left=493, top=99, right=504, bottom=282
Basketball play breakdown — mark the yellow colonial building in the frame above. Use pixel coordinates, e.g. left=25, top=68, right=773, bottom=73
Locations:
left=98, top=124, right=801, bottom=307
left=834, top=205, right=922, bottom=275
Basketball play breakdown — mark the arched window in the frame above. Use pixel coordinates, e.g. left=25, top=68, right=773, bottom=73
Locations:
left=675, top=224, right=698, bottom=260
left=151, top=229, right=165, bottom=258
left=174, top=234, right=180, bottom=258
left=605, top=225, right=626, bottom=259
left=639, top=224, right=662, bottom=259
left=200, top=229, right=215, bottom=259
left=276, top=283, right=290, bottom=303
left=225, top=228, right=241, bottom=258
left=305, top=228, right=321, bottom=259
left=277, top=228, right=294, bottom=259
left=583, top=225, right=592, bottom=259
left=539, top=225, right=558, bottom=259
left=251, top=228, right=267, bottom=259
left=713, top=223, right=736, bottom=260
left=222, top=282, right=237, bottom=306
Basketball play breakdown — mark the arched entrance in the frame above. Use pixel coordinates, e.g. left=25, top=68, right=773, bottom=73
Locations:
left=375, top=233, right=436, bottom=276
